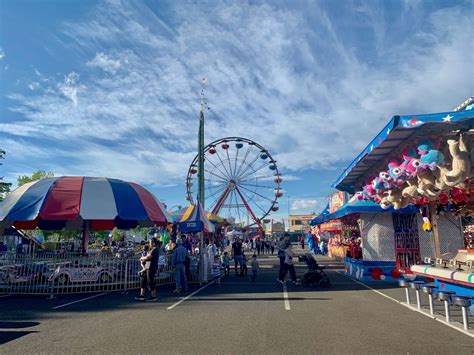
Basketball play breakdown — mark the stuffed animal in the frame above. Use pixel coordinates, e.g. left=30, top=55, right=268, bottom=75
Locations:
left=422, top=217, right=432, bottom=232
left=388, top=161, right=406, bottom=187
left=401, top=154, right=422, bottom=178
left=444, top=133, right=471, bottom=186
left=378, top=171, right=393, bottom=189
left=372, top=177, right=385, bottom=193
left=417, top=169, right=439, bottom=198
left=418, top=141, right=445, bottom=170
left=363, top=184, right=377, bottom=200
left=402, top=183, right=419, bottom=199
left=451, top=187, right=469, bottom=206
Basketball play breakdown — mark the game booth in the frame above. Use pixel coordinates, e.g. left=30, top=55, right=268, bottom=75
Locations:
left=330, top=99, right=473, bottom=298
left=312, top=199, right=425, bottom=282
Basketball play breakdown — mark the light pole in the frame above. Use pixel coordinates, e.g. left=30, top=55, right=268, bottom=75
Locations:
left=287, top=195, right=291, bottom=232
left=198, top=95, right=205, bottom=208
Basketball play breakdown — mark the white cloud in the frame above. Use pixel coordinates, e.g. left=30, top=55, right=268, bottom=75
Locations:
left=86, top=52, right=121, bottom=73
left=0, top=47, right=4, bottom=60
left=292, top=199, right=318, bottom=211
left=1, top=1, right=472, bottom=190
left=57, top=72, right=81, bottom=106
left=28, top=82, right=40, bottom=91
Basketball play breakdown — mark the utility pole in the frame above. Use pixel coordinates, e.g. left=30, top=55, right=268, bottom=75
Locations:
left=287, top=195, right=291, bottom=232
left=198, top=79, right=207, bottom=208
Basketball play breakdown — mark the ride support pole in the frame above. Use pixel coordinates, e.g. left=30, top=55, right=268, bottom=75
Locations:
left=122, top=259, right=128, bottom=294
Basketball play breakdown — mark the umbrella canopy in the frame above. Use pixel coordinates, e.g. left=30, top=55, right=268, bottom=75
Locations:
left=178, top=202, right=215, bottom=233
left=171, top=206, right=225, bottom=224
left=0, top=176, right=172, bottom=230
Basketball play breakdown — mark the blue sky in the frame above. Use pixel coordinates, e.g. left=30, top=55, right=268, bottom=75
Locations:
left=0, top=0, right=472, bottom=222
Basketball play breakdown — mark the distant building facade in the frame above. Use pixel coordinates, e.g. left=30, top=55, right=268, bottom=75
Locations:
left=289, top=213, right=317, bottom=232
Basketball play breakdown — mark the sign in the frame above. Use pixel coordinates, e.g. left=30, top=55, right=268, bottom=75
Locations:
left=178, top=221, right=204, bottom=233
left=329, top=192, right=347, bottom=213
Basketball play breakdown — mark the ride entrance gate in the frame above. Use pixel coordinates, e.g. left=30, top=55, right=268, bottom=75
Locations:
left=392, top=213, right=421, bottom=271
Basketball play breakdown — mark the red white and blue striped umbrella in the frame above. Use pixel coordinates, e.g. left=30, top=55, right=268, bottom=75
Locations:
left=0, top=176, right=172, bottom=230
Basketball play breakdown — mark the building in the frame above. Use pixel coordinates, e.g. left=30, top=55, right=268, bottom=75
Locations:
left=288, top=213, right=317, bottom=232
left=265, top=220, right=286, bottom=236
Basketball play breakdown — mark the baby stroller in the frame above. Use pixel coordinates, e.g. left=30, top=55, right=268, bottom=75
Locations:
left=298, top=253, right=330, bottom=288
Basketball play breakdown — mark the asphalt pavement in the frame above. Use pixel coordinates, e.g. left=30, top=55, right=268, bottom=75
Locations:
left=1, top=247, right=473, bottom=354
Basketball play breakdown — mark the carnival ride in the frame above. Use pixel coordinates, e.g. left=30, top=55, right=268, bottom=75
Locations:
left=186, top=137, right=282, bottom=233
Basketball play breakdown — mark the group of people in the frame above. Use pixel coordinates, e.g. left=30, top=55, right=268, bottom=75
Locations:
left=228, top=237, right=260, bottom=281
left=249, top=238, right=275, bottom=255
left=136, top=236, right=193, bottom=301
left=135, top=233, right=307, bottom=301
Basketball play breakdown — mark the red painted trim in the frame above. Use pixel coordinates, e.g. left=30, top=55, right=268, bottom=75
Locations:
left=235, top=186, right=261, bottom=232
left=211, top=186, right=230, bottom=215
left=129, top=182, right=168, bottom=226
left=40, top=176, right=84, bottom=220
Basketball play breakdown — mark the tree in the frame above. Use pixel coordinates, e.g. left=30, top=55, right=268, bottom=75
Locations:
left=18, top=170, right=54, bottom=187
left=111, top=227, right=123, bottom=241
left=0, top=149, right=12, bottom=201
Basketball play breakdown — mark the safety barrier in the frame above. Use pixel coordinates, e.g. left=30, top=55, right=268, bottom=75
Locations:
left=0, top=253, right=201, bottom=296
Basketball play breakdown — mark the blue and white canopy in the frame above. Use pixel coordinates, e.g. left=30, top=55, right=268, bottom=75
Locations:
left=332, top=110, right=474, bottom=193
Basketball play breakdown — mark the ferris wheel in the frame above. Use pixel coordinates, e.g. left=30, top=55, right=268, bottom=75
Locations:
left=186, top=137, right=282, bottom=229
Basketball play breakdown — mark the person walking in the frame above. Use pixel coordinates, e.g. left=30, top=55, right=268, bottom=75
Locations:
left=276, top=235, right=290, bottom=283
left=251, top=255, right=259, bottom=282
left=135, top=238, right=160, bottom=301
left=280, top=244, right=298, bottom=285
left=211, top=255, right=221, bottom=286
left=232, top=238, right=244, bottom=276
left=172, top=238, right=188, bottom=293
left=300, top=237, right=305, bottom=250
left=270, top=239, right=275, bottom=255
left=256, top=238, right=261, bottom=256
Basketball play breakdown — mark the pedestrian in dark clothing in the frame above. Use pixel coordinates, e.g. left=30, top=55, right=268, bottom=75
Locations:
left=276, top=236, right=290, bottom=283
left=136, top=238, right=160, bottom=301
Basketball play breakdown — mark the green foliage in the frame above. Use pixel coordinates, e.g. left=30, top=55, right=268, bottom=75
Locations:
left=111, top=227, right=123, bottom=241
left=17, top=170, right=54, bottom=187
left=0, top=149, right=12, bottom=201
left=93, top=230, right=110, bottom=240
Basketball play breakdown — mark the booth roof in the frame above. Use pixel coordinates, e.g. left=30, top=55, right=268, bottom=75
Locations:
left=310, top=200, right=417, bottom=225
left=310, top=203, right=330, bottom=225
left=332, top=110, right=474, bottom=194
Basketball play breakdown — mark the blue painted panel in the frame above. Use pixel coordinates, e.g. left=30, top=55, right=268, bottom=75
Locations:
left=7, top=178, right=58, bottom=221
left=107, top=178, right=148, bottom=220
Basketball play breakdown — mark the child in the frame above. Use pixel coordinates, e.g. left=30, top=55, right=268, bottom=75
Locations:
left=211, top=255, right=221, bottom=285
left=138, top=245, right=150, bottom=276
left=251, top=254, right=259, bottom=282
left=241, top=251, right=248, bottom=277
left=221, top=251, right=230, bottom=276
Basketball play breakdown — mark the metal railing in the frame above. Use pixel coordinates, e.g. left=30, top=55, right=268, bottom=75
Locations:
left=0, top=253, right=201, bottom=296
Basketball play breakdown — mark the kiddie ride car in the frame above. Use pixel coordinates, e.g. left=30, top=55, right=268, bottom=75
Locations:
left=48, top=260, right=118, bottom=285
left=0, top=263, right=54, bottom=285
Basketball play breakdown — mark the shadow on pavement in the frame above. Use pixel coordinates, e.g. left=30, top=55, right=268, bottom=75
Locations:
left=0, top=331, right=39, bottom=345
left=0, top=321, right=40, bottom=328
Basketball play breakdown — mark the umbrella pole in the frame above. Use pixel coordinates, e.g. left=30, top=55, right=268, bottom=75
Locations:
left=81, top=221, right=90, bottom=256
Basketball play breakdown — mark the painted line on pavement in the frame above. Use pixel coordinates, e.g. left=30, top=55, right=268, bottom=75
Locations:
left=52, top=292, right=110, bottom=310
left=0, top=294, right=10, bottom=298
left=336, top=271, right=474, bottom=338
left=283, top=284, right=291, bottom=311
left=167, top=281, right=215, bottom=310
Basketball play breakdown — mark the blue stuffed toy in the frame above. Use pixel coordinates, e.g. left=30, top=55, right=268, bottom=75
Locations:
left=417, top=141, right=444, bottom=170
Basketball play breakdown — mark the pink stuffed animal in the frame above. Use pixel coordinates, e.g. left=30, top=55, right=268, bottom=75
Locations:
left=388, top=161, right=406, bottom=187
left=400, top=153, right=422, bottom=178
